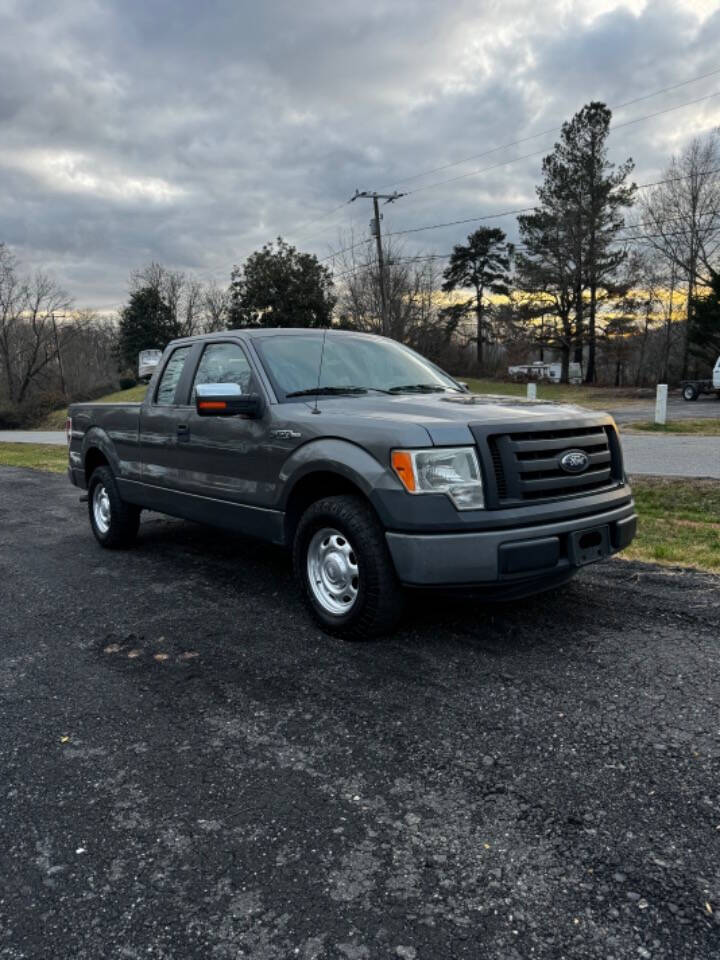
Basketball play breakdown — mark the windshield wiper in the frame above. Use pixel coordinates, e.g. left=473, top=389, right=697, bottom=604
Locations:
left=285, top=385, right=369, bottom=398
left=388, top=383, right=450, bottom=394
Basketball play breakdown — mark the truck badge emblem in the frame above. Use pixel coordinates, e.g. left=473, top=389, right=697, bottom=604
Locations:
left=270, top=429, right=302, bottom=441
left=559, top=449, right=589, bottom=474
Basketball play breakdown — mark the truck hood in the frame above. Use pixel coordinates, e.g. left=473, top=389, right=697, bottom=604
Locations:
left=302, top=393, right=613, bottom=445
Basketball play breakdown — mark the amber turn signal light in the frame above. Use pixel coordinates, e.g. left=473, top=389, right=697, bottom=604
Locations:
left=198, top=400, right=227, bottom=411
left=391, top=450, right=416, bottom=492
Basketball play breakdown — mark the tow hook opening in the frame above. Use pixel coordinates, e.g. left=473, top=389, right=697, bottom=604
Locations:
left=578, top=530, right=602, bottom=550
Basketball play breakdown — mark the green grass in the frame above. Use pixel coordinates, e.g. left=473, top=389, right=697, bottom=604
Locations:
left=624, top=419, right=720, bottom=436
left=461, top=377, right=647, bottom=408
left=625, top=477, right=720, bottom=573
left=40, top=383, right=148, bottom=429
left=0, top=443, right=68, bottom=473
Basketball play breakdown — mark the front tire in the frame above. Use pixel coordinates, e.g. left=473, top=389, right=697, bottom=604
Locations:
left=293, top=495, right=404, bottom=640
left=88, top=465, right=140, bottom=548
left=682, top=384, right=698, bottom=401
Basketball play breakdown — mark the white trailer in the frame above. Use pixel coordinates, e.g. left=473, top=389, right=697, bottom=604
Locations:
left=508, top=361, right=582, bottom=384
left=680, top=356, right=720, bottom=401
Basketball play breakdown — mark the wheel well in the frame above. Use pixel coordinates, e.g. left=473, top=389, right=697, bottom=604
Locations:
left=284, top=471, right=369, bottom=544
left=84, top=447, right=109, bottom=484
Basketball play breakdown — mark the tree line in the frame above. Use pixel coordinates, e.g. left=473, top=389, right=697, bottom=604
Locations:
left=2, top=101, right=719, bottom=426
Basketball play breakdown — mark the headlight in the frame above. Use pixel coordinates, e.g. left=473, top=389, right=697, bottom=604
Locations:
left=391, top=447, right=484, bottom=510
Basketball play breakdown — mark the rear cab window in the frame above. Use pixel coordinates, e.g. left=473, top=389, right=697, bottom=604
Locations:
left=154, top=346, right=192, bottom=405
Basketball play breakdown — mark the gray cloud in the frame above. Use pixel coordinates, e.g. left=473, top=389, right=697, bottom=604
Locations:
left=0, top=0, right=718, bottom=308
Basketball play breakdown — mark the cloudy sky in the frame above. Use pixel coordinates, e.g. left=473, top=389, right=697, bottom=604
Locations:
left=1, top=0, right=719, bottom=310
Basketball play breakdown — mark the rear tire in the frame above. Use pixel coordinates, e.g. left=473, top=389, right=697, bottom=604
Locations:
left=293, top=495, right=404, bottom=640
left=682, top=384, right=698, bottom=401
left=88, top=465, right=140, bottom=549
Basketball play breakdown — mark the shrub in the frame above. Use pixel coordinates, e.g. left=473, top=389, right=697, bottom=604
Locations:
left=0, top=406, right=23, bottom=429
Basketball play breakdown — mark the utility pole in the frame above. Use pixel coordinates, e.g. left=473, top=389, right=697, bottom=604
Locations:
left=349, top=190, right=405, bottom=336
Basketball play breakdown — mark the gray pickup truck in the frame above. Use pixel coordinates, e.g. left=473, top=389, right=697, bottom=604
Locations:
left=68, top=329, right=636, bottom=639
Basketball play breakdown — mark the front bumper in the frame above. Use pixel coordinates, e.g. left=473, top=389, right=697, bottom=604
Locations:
left=385, top=500, right=637, bottom=586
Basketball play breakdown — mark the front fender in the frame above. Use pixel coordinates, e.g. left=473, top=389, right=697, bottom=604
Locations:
left=279, top=437, right=402, bottom=508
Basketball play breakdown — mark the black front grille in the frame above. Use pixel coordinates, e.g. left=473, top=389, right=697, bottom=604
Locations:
left=487, top=436, right=508, bottom=499
left=486, top=425, right=621, bottom=504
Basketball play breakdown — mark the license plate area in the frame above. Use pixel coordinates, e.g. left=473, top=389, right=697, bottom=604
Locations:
left=568, top=525, right=610, bottom=567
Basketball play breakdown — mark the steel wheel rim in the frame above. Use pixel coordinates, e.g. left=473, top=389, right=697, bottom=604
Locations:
left=307, top=527, right=359, bottom=616
left=93, top=483, right=111, bottom=535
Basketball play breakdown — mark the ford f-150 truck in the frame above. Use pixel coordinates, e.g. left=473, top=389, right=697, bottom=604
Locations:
left=67, top=329, right=637, bottom=639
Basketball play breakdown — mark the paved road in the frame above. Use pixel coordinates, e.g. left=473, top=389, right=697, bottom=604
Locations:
left=0, top=430, right=66, bottom=444
left=1, top=466, right=719, bottom=960
left=621, top=434, right=720, bottom=479
left=604, top=394, right=720, bottom=425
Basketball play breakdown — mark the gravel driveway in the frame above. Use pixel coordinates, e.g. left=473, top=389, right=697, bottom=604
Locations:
left=1, top=466, right=719, bottom=960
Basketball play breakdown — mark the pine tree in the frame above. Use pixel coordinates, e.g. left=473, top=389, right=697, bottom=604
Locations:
left=689, top=271, right=720, bottom=368
left=117, top=286, right=180, bottom=371
left=517, top=102, right=635, bottom=382
left=441, top=227, right=513, bottom=371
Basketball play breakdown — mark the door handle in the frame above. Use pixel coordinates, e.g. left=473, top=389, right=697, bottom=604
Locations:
left=177, top=423, right=190, bottom=442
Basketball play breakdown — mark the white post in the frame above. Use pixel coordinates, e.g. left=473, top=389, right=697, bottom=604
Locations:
left=527, top=382, right=537, bottom=401
left=655, top=383, right=668, bottom=425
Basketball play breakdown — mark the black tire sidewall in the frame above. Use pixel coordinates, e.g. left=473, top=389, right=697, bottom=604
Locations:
left=293, top=496, right=401, bottom=639
left=295, top=504, right=368, bottom=631
left=88, top=465, right=138, bottom=548
left=683, top=385, right=697, bottom=401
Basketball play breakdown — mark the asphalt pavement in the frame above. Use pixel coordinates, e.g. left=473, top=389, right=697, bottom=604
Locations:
left=1, top=466, right=719, bottom=960
left=620, top=435, right=720, bottom=479
left=0, top=430, right=66, bottom=444
left=606, top=394, right=720, bottom=425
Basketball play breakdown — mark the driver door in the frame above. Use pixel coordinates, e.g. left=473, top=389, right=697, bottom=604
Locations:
left=173, top=339, right=278, bottom=535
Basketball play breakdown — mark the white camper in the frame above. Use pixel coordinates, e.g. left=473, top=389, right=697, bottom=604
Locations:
left=508, top=361, right=582, bottom=384
left=138, top=349, right=163, bottom=381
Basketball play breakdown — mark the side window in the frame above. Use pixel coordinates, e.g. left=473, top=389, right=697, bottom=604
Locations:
left=155, top=346, right=191, bottom=405
left=191, top=342, right=252, bottom=399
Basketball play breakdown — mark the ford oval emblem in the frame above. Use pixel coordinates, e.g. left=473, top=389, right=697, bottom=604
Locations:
left=559, top=449, right=590, bottom=474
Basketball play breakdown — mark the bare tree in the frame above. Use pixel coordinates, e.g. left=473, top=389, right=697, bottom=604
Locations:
left=639, top=131, right=720, bottom=375
left=0, top=244, right=74, bottom=405
left=131, top=261, right=206, bottom=337
left=334, top=237, right=458, bottom=361
left=203, top=280, right=231, bottom=332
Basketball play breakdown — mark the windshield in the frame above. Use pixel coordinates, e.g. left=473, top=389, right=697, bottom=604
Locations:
left=255, top=334, right=461, bottom=401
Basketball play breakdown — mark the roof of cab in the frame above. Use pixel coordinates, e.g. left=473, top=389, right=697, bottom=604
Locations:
left=169, top=327, right=382, bottom=346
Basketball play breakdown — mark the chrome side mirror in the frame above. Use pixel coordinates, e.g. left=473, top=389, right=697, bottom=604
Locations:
left=195, top=382, right=264, bottom=418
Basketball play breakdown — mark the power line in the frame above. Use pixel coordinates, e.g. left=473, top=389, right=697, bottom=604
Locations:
left=288, top=199, right=353, bottom=245
left=375, top=66, right=720, bottom=191
left=287, top=68, right=720, bottom=256
left=321, top=165, right=720, bottom=263
left=331, top=223, right=720, bottom=281
left=403, top=90, right=720, bottom=197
